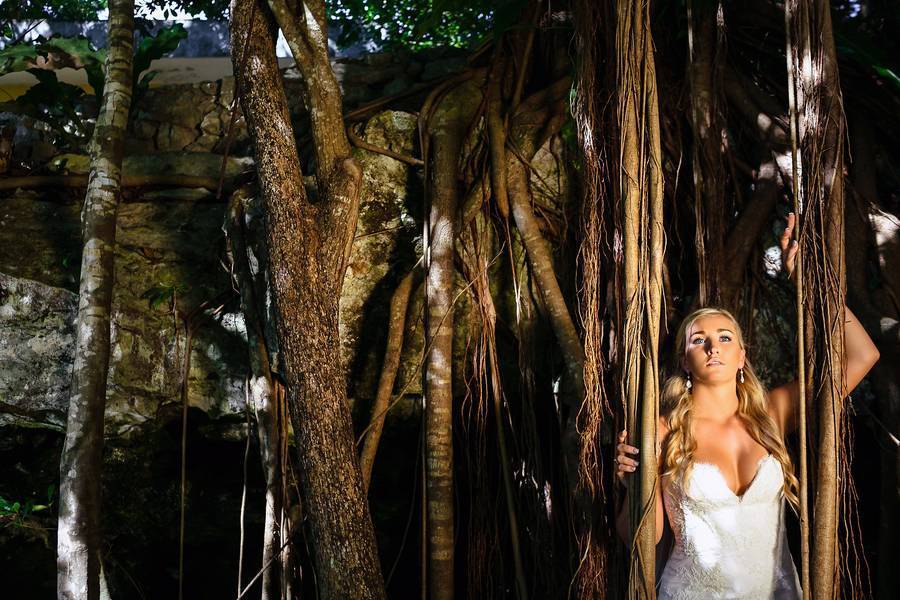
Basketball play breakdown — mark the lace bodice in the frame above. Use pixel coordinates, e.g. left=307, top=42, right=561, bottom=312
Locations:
left=658, top=455, right=801, bottom=599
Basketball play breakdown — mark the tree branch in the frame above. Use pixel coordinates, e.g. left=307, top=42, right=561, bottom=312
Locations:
left=723, top=69, right=789, bottom=146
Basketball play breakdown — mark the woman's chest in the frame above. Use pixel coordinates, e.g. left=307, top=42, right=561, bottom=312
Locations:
left=691, top=422, right=769, bottom=496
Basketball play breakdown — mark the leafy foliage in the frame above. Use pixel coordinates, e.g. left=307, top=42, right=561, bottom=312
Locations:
left=0, top=42, right=40, bottom=72
left=0, top=25, right=186, bottom=151
left=0, top=35, right=105, bottom=147
left=328, top=0, right=499, bottom=51
left=14, top=69, right=91, bottom=138
left=0, top=35, right=104, bottom=87
left=135, top=0, right=228, bottom=20
left=132, top=23, right=188, bottom=107
left=141, top=279, right=190, bottom=310
left=0, top=0, right=107, bottom=39
left=44, top=36, right=107, bottom=98
left=0, top=485, right=55, bottom=529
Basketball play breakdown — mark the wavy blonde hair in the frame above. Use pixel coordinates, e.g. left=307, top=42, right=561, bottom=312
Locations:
left=661, top=307, right=799, bottom=509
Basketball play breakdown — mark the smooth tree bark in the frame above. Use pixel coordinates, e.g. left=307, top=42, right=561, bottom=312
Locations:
left=423, top=83, right=479, bottom=600
left=359, top=270, right=415, bottom=490
left=57, top=2, right=134, bottom=598
left=507, top=79, right=585, bottom=402
left=230, top=0, right=386, bottom=597
left=616, top=0, right=664, bottom=597
left=504, top=80, right=593, bottom=546
left=226, top=189, right=284, bottom=600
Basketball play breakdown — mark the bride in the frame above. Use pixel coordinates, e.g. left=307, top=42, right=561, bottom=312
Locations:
left=614, top=214, right=881, bottom=598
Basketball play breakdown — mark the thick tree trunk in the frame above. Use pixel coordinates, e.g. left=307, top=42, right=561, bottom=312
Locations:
left=722, top=157, right=779, bottom=301
left=230, top=1, right=386, bottom=597
left=423, top=83, right=478, bottom=600
left=720, top=69, right=791, bottom=305
left=57, top=2, right=134, bottom=598
left=788, top=0, right=847, bottom=596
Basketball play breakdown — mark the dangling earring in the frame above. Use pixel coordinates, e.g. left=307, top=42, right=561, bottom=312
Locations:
left=685, top=372, right=692, bottom=391
left=739, top=367, right=745, bottom=384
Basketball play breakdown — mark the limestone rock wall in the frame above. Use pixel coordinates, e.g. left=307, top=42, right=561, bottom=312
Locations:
left=0, top=192, right=247, bottom=435
left=0, top=110, right=438, bottom=436
left=0, top=273, right=76, bottom=429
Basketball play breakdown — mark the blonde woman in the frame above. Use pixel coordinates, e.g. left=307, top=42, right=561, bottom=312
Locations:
left=615, top=214, right=881, bottom=598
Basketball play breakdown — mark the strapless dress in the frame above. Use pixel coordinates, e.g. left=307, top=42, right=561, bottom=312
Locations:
left=658, top=454, right=801, bottom=599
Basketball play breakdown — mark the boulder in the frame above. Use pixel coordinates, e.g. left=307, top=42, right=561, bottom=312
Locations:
left=0, top=273, right=76, bottom=430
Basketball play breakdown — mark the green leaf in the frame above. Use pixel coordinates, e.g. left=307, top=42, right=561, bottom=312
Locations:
left=872, top=66, right=900, bottom=90
left=85, top=63, right=106, bottom=100
left=134, top=24, right=188, bottom=78
left=140, top=281, right=190, bottom=310
left=17, top=69, right=87, bottom=116
left=412, top=10, right=439, bottom=38
left=0, top=42, right=41, bottom=75
left=15, top=69, right=87, bottom=131
left=836, top=30, right=900, bottom=92
left=43, top=35, right=105, bottom=70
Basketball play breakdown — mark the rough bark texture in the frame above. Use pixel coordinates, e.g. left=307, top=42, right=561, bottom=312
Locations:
left=230, top=1, right=386, bottom=597
left=424, top=83, right=478, bottom=600
left=788, top=0, right=847, bottom=596
left=571, top=2, right=615, bottom=594
left=56, top=2, right=134, bottom=598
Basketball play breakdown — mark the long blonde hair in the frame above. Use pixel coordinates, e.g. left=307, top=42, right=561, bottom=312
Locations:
left=661, top=307, right=799, bottom=509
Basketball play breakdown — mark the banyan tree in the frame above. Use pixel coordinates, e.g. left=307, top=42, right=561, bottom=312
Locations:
left=0, top=0, right=896, bottom=597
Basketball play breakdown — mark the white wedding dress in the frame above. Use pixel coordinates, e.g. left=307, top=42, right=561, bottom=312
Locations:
left=658, top=454, right=801, bottom=599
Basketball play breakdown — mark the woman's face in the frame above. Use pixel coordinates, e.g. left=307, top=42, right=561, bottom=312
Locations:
left=682, top=313, right=746, bottom=385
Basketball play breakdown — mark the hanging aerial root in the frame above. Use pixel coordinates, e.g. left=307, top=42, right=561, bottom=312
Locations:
left=572, top=0, right=615, bottom=596
left=838, top=408, right=871, bottom=598
left=459, top=211, right=529, bottom=599
left=359, top=270, right=416, bottom=490
left=613, top=0, right=664, bottom=597
left=785, top=0, right=861, bottom=596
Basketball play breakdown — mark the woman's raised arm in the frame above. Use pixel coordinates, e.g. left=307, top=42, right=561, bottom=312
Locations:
left=768, top=214, right=881, bottom=434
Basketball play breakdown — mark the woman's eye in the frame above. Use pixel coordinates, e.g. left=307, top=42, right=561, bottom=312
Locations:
left=691, top=337, right=704, bottom=345
left=720, top=335, right=732, bottom=342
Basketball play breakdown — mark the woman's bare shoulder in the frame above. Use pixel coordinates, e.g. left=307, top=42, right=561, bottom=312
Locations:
left=765, top=381, right=799, bottom=435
